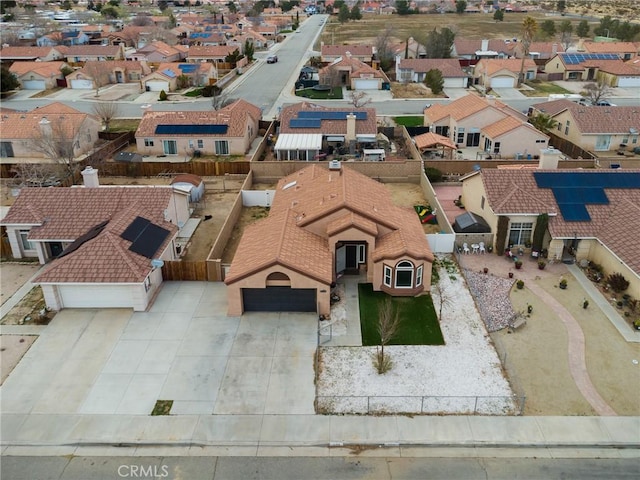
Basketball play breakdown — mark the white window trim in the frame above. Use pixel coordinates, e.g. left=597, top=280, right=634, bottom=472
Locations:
left=383, top=265, right=392, bottom=287
left=395, top=261, right=414, bottom=289
left=416, top=265, right=423, bottom=287
left=19, top=230, right=35, bottom=252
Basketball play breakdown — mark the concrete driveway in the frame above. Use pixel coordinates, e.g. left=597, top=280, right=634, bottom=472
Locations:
left=0, top=282, right=317, bottom=417
left=490, top=87, right=525, bottom=99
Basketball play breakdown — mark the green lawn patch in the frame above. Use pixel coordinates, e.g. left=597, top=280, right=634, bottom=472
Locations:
left=358, top=283, right=444, bottom=346
left=295, top=86, right=343, bottom=99
left=184, top=88, right=203, bottom=97
left=151, top=399, right=173, bottom=416
left=520, top=81, right=572, bottom=97
left=394, top=116, right=424, bottom=127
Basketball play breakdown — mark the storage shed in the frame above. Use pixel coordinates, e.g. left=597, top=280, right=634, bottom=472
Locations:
left=453, top=212, right=491, bottom=233
left=171, top=174, right=205, bottom=203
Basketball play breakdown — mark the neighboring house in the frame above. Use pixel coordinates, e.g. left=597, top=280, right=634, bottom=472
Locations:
left=0, top=167, right=191, bottom=311
left=392, top=37, right=427, bottom=59
left=107, top=26, right=161, bottom=48
left=581, top=41, right=638, bottom=61
left=508, top=41, right=563, bottom=60
left=141, top=62, right=217, bottom=92
left=461, top=156, right=640, bottom=295
left=276, top=102, right=378, bottom=160
left=529, top=100, right=639, bottom=154
left=37, top=31, right=90, bottom=47
left=594, top=60, right=640, bottom=88
left=423, top=93, right=542, bottom=158
left=130, top=41, right=186, bottom=62
left=395, top=56, right=467, bottom=88
left=473, top=58, right=537, bottom=88
left=0, top=103, right=100, bottom=160
left=225, top=163, right=434, bottom=316
left=452, top=38, right=511, bottom=64
left=63, top=44, right=125, bottom=63
left=66, top=60, right=151, bottom=89
left=321, top=44, right=374, bottom=64
left=8, top=61, right=69, bottom=90
left=134, top=99, right=261, bottom=156
left=186, top=45, right=239, bottom=63
left=0, top=46, right=65, bottom=63
left=319, top=54, right=389, bottom=90
left=543, top=52, right=622, bottom=81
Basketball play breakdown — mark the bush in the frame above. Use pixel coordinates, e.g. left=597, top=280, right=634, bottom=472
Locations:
left=607, top=273, right=629, bottom=293
left=158, top=89, right=168, bottom=101
left=424, top=167, right=443, bottom=183
left=516, top=280, right=525, bottom=289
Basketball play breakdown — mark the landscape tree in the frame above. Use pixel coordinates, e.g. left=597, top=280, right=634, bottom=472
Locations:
left=1, top=66, right=19, bottom=92
left=375, top=297, right=400, bottom=374
left=338, top=4, right=350, bottom=23
left=576, top=20, right=590, bottom=38
left=518, top=16, right=538, bottom=87
left=425, top=27, right=455, bottom=59
left=493, top=8, right=504, bottom=22
left=455, top=0, right=466, bottom=14
left=594, top=15, right=617, bottom=38
left=92, top=102, right=120, bottom=132
left=581, top=79, right=614, bottom=105
left=556, top=0, right=566, bottom=13
left=224, top=48, right=243, bottom=66
left=225, top=1, right=236, bottom=13
left=374, top=25, right=396, bottom=71
left=132, top=14, right=154, bottom=26
left=30, top=118, right=85, bottom=180
left=424, top=68, right=444, bottom=94
left=396, top=0, right=411, bottom=16
left=615, top=21, right=640, bottom=42
left=83, top=62, right=110, bottom=97
left=349, top=4, right=362, bottom=21
left=529, top=113, right=558, bottom=134
left=100, top=5, right=120, bottom=18
left=348, top=90, right=371, bottom=108
left=559, top=19, right=573, bottom=50
left=10, top=163, right=63, bottom=188
left=244, top=39, right=254, bottom=61
left=540, top=19, right=557, bottom=38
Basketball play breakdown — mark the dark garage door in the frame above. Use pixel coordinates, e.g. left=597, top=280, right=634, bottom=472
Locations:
left=242, top=287, right=317, bottom=312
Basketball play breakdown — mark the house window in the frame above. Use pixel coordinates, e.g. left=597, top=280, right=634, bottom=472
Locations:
left=0, top=141, right=15, bottom=158
left=416, top=265, right=423, bottom=287
left=564, top=120, right=570, bottom=135
left=19, top=231, right=34, bottom=251
left=493, top=141, right=501, bottom=154
left=632, top=136, right=638, bottom=144
left=163, top=140, right=178, bottom=155
left=481, top=196, right=485, bottom=209
left=595, top=135, right=611, bottom=151
left=215, top=140, right=229, bottom=155
left=197, top=139, right=204, bottom=149
left=383, top=265, right=392, bottom=287
left=457, top=127, right=465, bottom=145
left=535, top=139, right=546, bottom=143
left=188, top=140, right=194, bottom=149
left=395, top=260, right=414, bottom=288
left=358, top=244, right=366, bottom=264
left=557, top=123, right=561, bottom=131
left=508, top=222, right=533, bottom=246
left=144, top=138, right=154, bottom=147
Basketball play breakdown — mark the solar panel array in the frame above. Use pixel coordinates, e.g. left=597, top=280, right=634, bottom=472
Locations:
left=161, top=69, right=177, bottom=78
left=289, top=118, right=322, bottom=128
left=178, top=64, right=198, bottom=73
left=298, top=111, right=368, bottom=120
left=533, top=171, right=640, bottom=222
left=155, top=124, right=228, bottom=135
left=120, top=216, right=170, bottom=259
left=560, top=53, right=619, bottom=65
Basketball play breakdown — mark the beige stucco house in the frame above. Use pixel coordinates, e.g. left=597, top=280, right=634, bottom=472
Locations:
left=473, top=58, right=537, bottom=88
left=460, top=151, right=640, bottom=294
left=225, top=163, right=434, bottom=316
left=9, top=61, right=69, bottom=90
left=135, top=99, right=261, bottom=157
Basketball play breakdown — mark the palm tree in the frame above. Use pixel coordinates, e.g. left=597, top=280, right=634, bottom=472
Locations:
left=529, top=113, right=558, bottom=134
left=518, top=16, right=538, bottom=87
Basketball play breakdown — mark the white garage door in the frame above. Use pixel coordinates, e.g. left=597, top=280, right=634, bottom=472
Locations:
left=71, top=78, right=94, bottom=89
left=23, top=79, right=46, bottom=90
left=618, top=76, right=640, bottom=87
left=444, top=77, right=466, bottom=88
left=491, top=76, right=515, bottom=88
left=146, top=80, right=170, bottom=92
left=354, top=79, right=379, bottom=90
left=58, top=284, right=133, bottom=309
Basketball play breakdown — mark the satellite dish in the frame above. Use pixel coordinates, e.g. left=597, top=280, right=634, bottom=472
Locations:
left=151, top=259, right=164, bottom=268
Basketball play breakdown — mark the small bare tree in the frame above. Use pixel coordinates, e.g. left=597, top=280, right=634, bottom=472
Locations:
left=92, top=101, right=120, bottom=132
left=431, top=280, right=454, bottom=323
left=30, top=118, right=83, bottom=180
left=375, top=297, right=400, bottom=374
left=10, top=163, right=64, bottom=187
left=581, top=79, right=614, bottom=105
left=348, top=90, right=371, bottom=108
left=83, top=61, right=110, bottom=97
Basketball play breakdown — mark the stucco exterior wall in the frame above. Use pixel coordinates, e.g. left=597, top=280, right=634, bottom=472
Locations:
left=372, top=256, right=432, bottom=294
left=587, top=240, right=640, bottom=295
left=482, top=126, right=548, bottom=157
left=136, top=136, right=247, bottom=156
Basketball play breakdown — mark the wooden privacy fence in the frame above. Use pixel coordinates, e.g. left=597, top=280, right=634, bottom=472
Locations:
left=161, top=261, right=210, bottom=281
left=100, top=161, right=251, bottom=177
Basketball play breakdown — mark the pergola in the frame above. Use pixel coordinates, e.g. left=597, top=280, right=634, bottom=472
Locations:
left=414, top=132, right=457, bottom=159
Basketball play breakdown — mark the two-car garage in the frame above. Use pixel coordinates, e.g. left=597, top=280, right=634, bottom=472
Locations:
left=242, top=286, right=317, bottom=312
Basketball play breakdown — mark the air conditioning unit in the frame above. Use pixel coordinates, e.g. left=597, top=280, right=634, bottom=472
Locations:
left=329, top=160, right=341, bottom=170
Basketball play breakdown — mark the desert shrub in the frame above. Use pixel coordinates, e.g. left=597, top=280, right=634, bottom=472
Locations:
left=158, top=89, right=168, bottom=101
left=424, top=166, right=443, bottom=183
left=607, top=273, right=629, bottom=293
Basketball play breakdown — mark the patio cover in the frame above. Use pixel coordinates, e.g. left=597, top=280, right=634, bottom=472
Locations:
left=275, top=133, right=323, bottom=151
left=453, top=212, right=491, bottom=233
left=413, top=132, right=457, bottom=151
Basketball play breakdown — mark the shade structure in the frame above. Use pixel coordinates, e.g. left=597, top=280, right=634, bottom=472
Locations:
left=414, top=132, right=457, bottom=151
left=453, top=212, right=491, bottom=233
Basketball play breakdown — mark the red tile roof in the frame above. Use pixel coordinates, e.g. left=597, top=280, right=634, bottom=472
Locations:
left=9, top=61, right=67, bottom=77
left=321, top=44, right=373, bottom=57
left=531, top=102, right=640, bottom=134
left=398, top=58, right=466, bottom=77
left=279, top=102, right=377, bottom=136
left=0, top=102, right=95, bottom=140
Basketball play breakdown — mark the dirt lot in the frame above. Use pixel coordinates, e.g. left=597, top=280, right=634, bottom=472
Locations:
left=0, top=334, right=37, bottom=385
left=391, top=82, right=445, bottom=99
left=0, top=263, right=40, bottom=305
left=385, top=183, right=441, bottom=234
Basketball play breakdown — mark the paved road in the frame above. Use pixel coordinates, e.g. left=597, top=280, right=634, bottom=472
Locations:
left=2, top=455, right=639, bottom=480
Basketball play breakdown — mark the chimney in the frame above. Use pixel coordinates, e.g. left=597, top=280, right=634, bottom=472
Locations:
left=486, top=94, right=495, bottom=105
left=39, top=117, right=52, bottom=137
left=537, top=148, right=562, bottom=170
left=345, top=113, right=356, bottom=143
left=81, top=166, right=100, bottom=188
left=481, top=39, right=489, bottom=51
left=552, top=43, right=558, bottom=55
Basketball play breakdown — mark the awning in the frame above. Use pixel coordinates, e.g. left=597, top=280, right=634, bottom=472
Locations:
left=356, top=134, right=377, bottom=142
left=275, top=133, right=323, bottom=151
left=326, top=135, right=344, bottom=142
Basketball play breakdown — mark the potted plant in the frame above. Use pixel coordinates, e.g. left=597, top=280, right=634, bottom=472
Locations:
left=559, top=279, right=568, bottom=289
left=633, top=319, right=640, bottom=331
left=583, top=299, right=589, bottom=309
left=538, top=260, right=546, bottom=270
left=508, top=271, right=514, bottom=278
left=527, top=304, right=533, bottom=314
left=515, top=260, right=523, bottom=270
left=483, top=267, right=489, bottom=274
left=516, top=280, right=525, bottom=289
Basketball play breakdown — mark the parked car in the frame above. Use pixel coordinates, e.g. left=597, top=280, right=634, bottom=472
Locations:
left=595, top=100, right=616, bottom=106
left=266, top=55, right=278, bottom=64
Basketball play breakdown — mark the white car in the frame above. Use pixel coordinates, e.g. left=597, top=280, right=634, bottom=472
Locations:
left=266, top=55, right=278, bottom=64
left=595, top=100, right=616, bottom=106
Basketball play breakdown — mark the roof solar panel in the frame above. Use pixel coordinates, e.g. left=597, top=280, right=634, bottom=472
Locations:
left=178, top=64, right=198, bottom=73
left=155, top=124, right=228, bottom=135
left=161, top=69, right=177, bottom=78
left=558, top=203, right=591, bottom=222
left=121, top=216, right=150, bottom=242
left=289, top=118, right=322, bottom=128
left=58, top=220, right=109, bottom=258
left=129, top=223, right=171, bottom=259
left=298, top=111, right=367, bottom=120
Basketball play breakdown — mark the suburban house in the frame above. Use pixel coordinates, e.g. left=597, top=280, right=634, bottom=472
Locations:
left=0, top=167, right=191, bottom=311
left=543, top=52, right=625, bottom=82
left=507, top=41, right=563, bottom=60
left=66, top=60, right=151, bottom=89
left=423, top=94, right=546, bottom=157
left=225, top=163, right=435, bottom=316
left=581, top=41, right=639, bottom=61
left=392, top=37, right=427, bottom=59
left=107, top=26, right=159, bottom=48
left=395, top=57, right=467, bottom=88
left=186, top=45, right=239, bottom=63
left=594, top=61, right=640, bottom=88
left=529, top=100, right=640, bottom=154
left=37, top=30, right=91, bottom=47
left=460, top=153, right=640, bottom=294
left=276, top=102, right=378, bottom=161
left=130, top=41, right=187, bottom=62
left=319, top=54, right=390, bottom=90
left=8, top=61, right=69, bottom=90
left=473, top=58, right=537, bottom=88
left=62, top=44, right=126, bottom=63
left=320, top=44, right=374, bottom=64
left=452, top=38, right=511, bottom=65
left=134, top=99, right=261, bottom=156
left=0, top=103, right=100, bottom=161
left=140, top=62, right=217, bottom=92
left=0, top=46, right=65, bottom=63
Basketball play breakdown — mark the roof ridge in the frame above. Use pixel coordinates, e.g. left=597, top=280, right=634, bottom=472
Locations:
left=104, top=230, right=148, bottom=274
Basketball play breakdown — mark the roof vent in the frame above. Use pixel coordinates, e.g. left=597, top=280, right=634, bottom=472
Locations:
left=329, top=159, right=341, bottom=170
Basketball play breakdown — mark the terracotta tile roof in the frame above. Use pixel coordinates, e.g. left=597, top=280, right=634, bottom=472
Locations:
left=320, top=55, right=389, bottom=81
left=136, top=41, right=180, bottom=56
left=398, top=58, right=466, bottom=77
left=413, top=132, right=457, bottom=150
left=63, top=45, right=122, bottom=56
left=3, top=186, right=179, bottom=283
left=479, top=169, right=640, bottom=275
left=424, top=94, right=495, bottom=123
left=626, top=57, right=640, bottom=70
left=454, top=39, right=511, bottom=56
left=187, top=45, right=237, bottom=57
left=595, top=59, right=640, bottom=76
left=582, top=41, right=638, bottom=55
left=279, top=102, right=377, bottom=136
left=482, top=115, right=533, bottom=138
left=9, top=61, right=67, bottom=78
left=530, top=99, right=574, bottom=116
left=0, top=46, right=60, bottom=59
left=0, top=102, right=93, bottom=140
left=72, top=60, right=150, bottom=78
left=566, top=105, right=639, bottom=134
left=373, top=207, right=433, bottom=262
left=321, top=44, right=373, bottom=57
left=135, top=99, right=261, bottom=138
left=326, top=212, right=378, bottom=237
left=476, top=58, right=536, bottom=76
